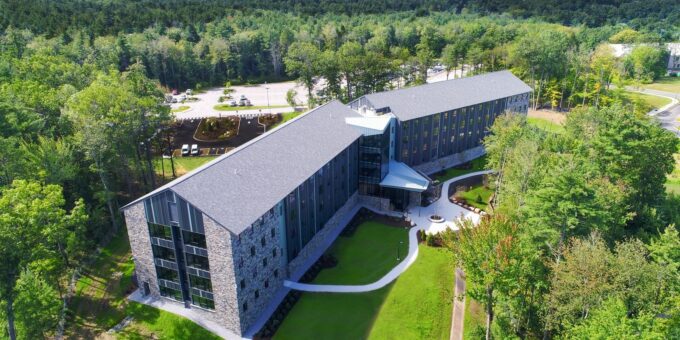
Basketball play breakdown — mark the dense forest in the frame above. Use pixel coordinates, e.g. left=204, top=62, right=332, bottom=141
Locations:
left=2, top=0, right=679, bottom=36
left=0, top=1, right=679, bottom=339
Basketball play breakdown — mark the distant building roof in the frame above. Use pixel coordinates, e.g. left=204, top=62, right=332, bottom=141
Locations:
left=357, top=70, right=532, bottom=121
left=123, top=100, right=362, bottom=235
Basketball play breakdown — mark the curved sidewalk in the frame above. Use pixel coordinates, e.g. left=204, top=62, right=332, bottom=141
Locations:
left=284, top=170, right=492, bottom=293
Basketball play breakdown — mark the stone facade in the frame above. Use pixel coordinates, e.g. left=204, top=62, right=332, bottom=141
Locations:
left=414, top=145, right=486, bottom=175
left=201, top=215, right=241, bottom=335
left=230, top=202, right=287, bottom=333
left=287, top=192, right=359, bottom=279
left=124, top=202, right=159, bottom=297
left=357, top=194, right=391, bottom=212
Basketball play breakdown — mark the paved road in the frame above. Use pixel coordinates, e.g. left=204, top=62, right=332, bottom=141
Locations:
left=284, top=170, right=490, bottom=293
left=623, top=86, right=680, bottom=136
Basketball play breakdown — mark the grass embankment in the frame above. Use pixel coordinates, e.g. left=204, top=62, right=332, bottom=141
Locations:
left=171, top=106, right=190, bottom=113
left=153, top=156, right=217, bottom=180
left=666, top=154, right=680, bottom=194
left=213, top=104, right=288, bottom=111
left=527, top=116, right=565, bottom=133
left=269, top=111, right=303, bottom=129
left=434, top=156, right=487, bottom=182
left=463, top=298, right=487, bottom=339
left=624, top=92, right=672, bottom=109
left=313, top=222, right=409, bottom=285
left=68, top=229, right=219, bottom=339
left=457, top=184, right=494, bottom=211
left=641, top=76, right=680, bottom=94
left=275, top=244, right=454, bottom=340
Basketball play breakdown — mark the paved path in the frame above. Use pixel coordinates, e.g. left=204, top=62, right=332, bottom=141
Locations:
left=284, top=170, right=490, bottom=293
left=450, top=268, right=466, bottom=340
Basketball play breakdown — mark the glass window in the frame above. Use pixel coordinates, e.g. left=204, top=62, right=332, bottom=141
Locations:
left=186, top=253, right=210, bottom=270
left=251, top=246, right=256, bottom=256
left=160, top=286, right=183, bottom=301
left=272, top=248, right=277, bottom=258
left=148, top=223, right=172, bottom=240
left=262, top=258, right=267, bottom=267
left=182, top=230, right=207, bottom=248
left=152, top=245, right=176, bottom=262
left=189, top=274, right=212, bottom=292
left=260, top=237, right=266, bottom=247
left=192, top=294, right=214, bottom=309
left=156, top=266, right=179, bottom=282
left=255, top=290, right=260, bottom=299
left=168, top=202, right=178, bottom=223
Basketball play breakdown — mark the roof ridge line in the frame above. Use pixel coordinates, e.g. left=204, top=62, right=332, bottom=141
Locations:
left=121, top=100, right=339, bottom=210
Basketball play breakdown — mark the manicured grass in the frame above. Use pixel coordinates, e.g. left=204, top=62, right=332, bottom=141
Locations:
left=463, top=298, right=487, bottom=339
left=527, top=116, right=564, bottom=133
left=457, top=184, right=494, bottom=211
left=118, top=302, right=221, bottom=340
left=641, top=76, right=680, bottom=94
left=171, top=105, right=190, bottom=112
left=434, top=156, right=487, bottom=182
left=368, top=246, right=455, bottom=340
left=153, top=156, right=217, bottom=179
left=275, top=245, right=455, bottom=340
left=269, top=111, right=303, bottom=130
left=313, top=221, right=409, bottom=285
left=213, top=104, right=288, bottom=111
left=624, top=92, right=672, bottom=109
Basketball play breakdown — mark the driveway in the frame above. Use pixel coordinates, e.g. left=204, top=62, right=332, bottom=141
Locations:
left=623, top=86, right=680, bottom=136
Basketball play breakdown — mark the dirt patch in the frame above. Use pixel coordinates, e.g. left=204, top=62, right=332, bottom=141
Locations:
left=258, top=113, right=282, bottom=129
left=528, top=109, right=566, bottom=124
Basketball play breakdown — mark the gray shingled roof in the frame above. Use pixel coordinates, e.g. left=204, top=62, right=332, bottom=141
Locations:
left=123, top=100, right=362, bottom=234
left=361, top=70, right=532, bottom=121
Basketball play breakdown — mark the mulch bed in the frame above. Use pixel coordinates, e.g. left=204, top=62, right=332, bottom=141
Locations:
left=194, top=117, right=239, bottom=141
left=258, top=114, right=282, bottom=129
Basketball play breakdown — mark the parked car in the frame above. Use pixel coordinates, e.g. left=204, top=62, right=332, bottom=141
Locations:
left=186, top=89, right=193, bottom=95
left=228, top=99, right=238, bottom=107
left=172, top=89, right=178, bottom=95
left=181, top=144, right=189, bottom=156
left=191, top=144, right=199, bottom=156
left=239, top=98, right=252, bottom=106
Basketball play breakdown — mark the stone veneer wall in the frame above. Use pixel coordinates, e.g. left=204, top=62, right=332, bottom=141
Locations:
left=200, top=215, right=242, bottom=335
left=287, top=192, right=359, bottom=279
left=358, top=194, right=391, bottom=212
left=124, top=202, right=160, bottom=297
left=230, top=203, right=287, bottom=333
left=414, top=145, right=486, bottom=175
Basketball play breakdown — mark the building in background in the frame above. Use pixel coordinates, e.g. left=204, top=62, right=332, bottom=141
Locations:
left=121, top=70, right=531, bottom=337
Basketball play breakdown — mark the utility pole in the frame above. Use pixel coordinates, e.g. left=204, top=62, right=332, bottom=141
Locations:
left=265, top=81, right=271, bottom=114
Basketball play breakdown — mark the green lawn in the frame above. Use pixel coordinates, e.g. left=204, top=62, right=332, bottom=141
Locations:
left=624, top=91, right=672, bottom=109
left=269, top=111, right=303, bottom=130
left=527, top=116, right=564, bottom=133
left=213, top=104, right=287, bottom=111
left=457, top=184, right=494, bottom=211
left=313, top=221, right=409, bottom=285
left=275, top=245, right=455, bottom=340
left=171, top=105, right=190, bottom=112
left=641, top=76, right=680, bottom=94
left=434, top=156, right=487, bottom=182
left=153, top=156, right=217, bottom=180
left=118, top=302, right=220, bottom=339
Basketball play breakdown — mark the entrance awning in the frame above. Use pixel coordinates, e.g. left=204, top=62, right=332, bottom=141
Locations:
left=380, top=161, right=429, bottom=192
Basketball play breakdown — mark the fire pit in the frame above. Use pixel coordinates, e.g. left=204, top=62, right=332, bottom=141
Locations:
left=428, top=215, right=444, bottom=223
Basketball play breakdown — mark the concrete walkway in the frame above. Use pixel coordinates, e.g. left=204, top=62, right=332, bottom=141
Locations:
left=450, top=268, right=466, bottom=340
left=284, top=170, right=490, bottom=293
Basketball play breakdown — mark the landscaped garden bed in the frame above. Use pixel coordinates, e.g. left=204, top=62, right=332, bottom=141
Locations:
left=448, top=174, right=495, bottom=212
left=258, top=113, right=282, bottom=129
left=193, top=117, right=239, bottom=141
